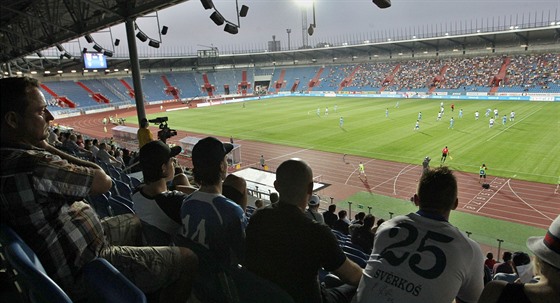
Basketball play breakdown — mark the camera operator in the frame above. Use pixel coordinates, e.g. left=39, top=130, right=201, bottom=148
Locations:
left=149, top=117, right=177, bottom=144
left=137, top=118, right=153, bottom=149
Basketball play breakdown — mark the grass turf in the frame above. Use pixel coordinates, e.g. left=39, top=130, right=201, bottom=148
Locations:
left=340, top=192, right=546, bottom=251
left=142, top=96, right=559, bottom=184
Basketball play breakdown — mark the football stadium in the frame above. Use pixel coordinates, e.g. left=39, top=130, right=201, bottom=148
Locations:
left=1, top=1, right=559, bottom=302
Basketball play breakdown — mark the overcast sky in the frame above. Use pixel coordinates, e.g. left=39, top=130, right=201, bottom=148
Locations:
left=83, top=0, right=559, bottom=55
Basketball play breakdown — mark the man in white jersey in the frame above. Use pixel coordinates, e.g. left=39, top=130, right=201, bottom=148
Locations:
left=356, top=166, right=484, bottom=303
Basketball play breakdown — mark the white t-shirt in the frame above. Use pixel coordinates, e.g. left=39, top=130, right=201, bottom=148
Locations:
left=357, top=213, right=484, bottom=303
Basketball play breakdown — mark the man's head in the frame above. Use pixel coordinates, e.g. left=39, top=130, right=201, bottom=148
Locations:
left=328, top=204, right=336, bottom=213
left=338, top=210, right=347, bottom=219
left=414, top=166, right=458, bottom=214
left=140, top=140, right=182, bottom=183
left=0, top=77, right=54, bottom=145
left=363, top=214, right=376, bottom=229
left=222, top=174, right=248, bottom=211
left=192, top=137, right=233, bottom=186
left=308, top=194, right=320, bottom=209
left=502, top=251, right=513, bottom=262
left=274, top=158, right=313, bottom=209
left=140, top=118, right=149, bottom=128
left=269, top=192, right=279, bottom=204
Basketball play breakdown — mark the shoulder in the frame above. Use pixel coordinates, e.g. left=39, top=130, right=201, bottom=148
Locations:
left=477, top=281, right=508, bottom=303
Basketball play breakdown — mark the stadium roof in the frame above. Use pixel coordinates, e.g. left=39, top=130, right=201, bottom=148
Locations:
left=0, top=0, right=188, bottom=64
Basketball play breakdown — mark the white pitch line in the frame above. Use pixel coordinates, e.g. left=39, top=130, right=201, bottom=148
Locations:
left=393, top=164, right=415, bottom=195
left=486, top=107, right=542, bottom=142
left=476, top=178, right=510, bottom=212
left=507, top=179, right=554, bottom=222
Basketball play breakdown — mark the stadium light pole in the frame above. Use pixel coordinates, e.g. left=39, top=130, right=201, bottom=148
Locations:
left=286, top=29, right=291, bottom=50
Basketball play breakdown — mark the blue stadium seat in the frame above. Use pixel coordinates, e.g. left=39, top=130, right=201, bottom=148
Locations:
left=340, top=245, right=368, bottom=260
left=113, top=179, right=133, bottom=201
left=130, top=176, right=142, bottom=189
left=0, top=224, right=73, bottom=303
left=107, top=197, right=135, bottom=216
left=83, top=258, right=147, bottom=303
left=87, top=193, right=111, bottom=218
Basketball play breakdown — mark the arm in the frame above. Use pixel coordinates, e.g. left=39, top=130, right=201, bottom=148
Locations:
left=332, top=258, right=363, bottom=286
left=39, top=140, right=112, bottom=195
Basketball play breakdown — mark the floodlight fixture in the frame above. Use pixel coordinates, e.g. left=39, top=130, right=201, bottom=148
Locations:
left=148, top=39, right=160, bottom=48
left=85, top=34, right=94, bottom=43
left=63, top=52, right=72, bottom=59
left=114, top=39, right=120, bottom=46
left=82, top=48, right=88, bottom=53
left=93, top=44, right=103, bottom=52
left=372, top=0, right=391, bottom=8
left=239, top=5, right=249, bottom=17
left=161, top=26, right=168, bottom=35
left=210, top=11, right=225, bottom=26
left=136, top=31, right=148, bottom=42
left=103, top=50, right=114, bottom=57
left=200, top=0, right=213, bottom=10
left=55, top=44, right=64, bottom=52
left=224, top=22, right=238, bottom=35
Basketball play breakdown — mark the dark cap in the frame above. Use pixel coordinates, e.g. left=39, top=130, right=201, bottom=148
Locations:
left=140, top=141, right=182, bottom=178
left=192, top=137, right=233, bottom=168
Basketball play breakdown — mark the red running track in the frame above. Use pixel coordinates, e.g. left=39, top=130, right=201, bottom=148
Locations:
left=58, top=104, right=560, bottom=230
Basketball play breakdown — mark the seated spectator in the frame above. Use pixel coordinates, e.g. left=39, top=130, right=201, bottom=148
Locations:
left=222, top=174, right=248, bottom=213
left=47, top=127, right=61, bottom=146
left=351, top=212, right=366, bottom=225
left=351, top=214, right=375, bottom=254
left=0, top=77, right=198, bottom=303
left=175, top=137, right=246, bottom=302
left=357, top=167, right=484, bottom=303
left=370, top=218, right=385, bottom=236
left=477, top=215, right=560, bottom=303
left=485, top=252, right=497, bottom=273
left=305, top=194, right=325, bottom=224
left=332, top=210, right=350, bottom=235
left=132, top=140, right=185, bottom=246
left=493, top=251, right=534, bottom=283
left=323, top=204, right=338, bottom=228
left=97, top=142, right=121, bottom=167
left=493, top=252, right=514, bottom=275
left=244, top=158, right=363, bottom=303
left=269, top=192, right=279, bottom=204
left=254, top=198, right=264, bottom=209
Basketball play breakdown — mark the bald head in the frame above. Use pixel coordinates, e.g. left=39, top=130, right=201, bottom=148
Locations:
left=274, top=158, right=313, bottom=209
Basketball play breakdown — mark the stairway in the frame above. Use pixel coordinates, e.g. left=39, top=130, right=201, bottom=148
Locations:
left=428, top=64, right=450, bottom=94
left=489, top=57, right=511, bottom=94
left=380, top=64, right=400, bottom=92
left=307, top=67, right=324, bottom=92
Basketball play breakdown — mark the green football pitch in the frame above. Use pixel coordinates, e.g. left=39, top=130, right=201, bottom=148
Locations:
left=143, top=96, right=559, bottom=184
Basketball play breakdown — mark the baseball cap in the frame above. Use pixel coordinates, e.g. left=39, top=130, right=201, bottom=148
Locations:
left=140, top=141, right=182, bottom=180
left=192, top=137, right=234, bottom=168
left=308, top=194, right=320, bottom=206
left=526, top=215, right=560, bottom=269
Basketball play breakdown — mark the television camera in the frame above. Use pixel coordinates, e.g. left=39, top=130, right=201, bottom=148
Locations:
left=148, top=117, right=177, bottom=143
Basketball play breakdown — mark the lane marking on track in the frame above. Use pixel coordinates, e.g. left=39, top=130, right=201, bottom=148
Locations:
left=506, top=179, right=554, bottom=222
left=476, top=178, right=510, bottom=212
left=393, top=164, right=415, bottom=195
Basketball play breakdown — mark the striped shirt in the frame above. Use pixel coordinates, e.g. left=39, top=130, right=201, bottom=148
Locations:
left=0, top=143, right=106, bottom=292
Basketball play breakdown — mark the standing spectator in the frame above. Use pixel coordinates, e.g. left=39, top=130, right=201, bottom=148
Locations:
left=323, top=204, right=338, bottom=228
left=0, top=77, right=197, bottom=303
left=477, top=215, right=560, bottom=303
left=357, top=166, right=484, bottom=303
left=260, top=154, right=266, bottom=169
left=493, top=252, right=514, bottom=275
left=137, top=118, right=153, bottom=149
left=244, top=159, right=363, bottom=303
left=305, top=194, right=325, bottom=224
left=333, top=210, right=351, bottom=235
left=175, top=137, right=246, bottom=302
